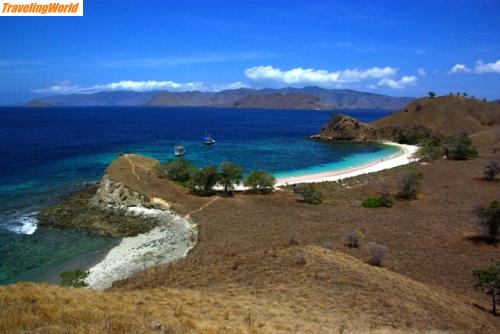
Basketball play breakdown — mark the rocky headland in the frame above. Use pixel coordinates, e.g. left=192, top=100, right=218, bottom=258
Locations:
left=312, top=96, right=500, bottom=147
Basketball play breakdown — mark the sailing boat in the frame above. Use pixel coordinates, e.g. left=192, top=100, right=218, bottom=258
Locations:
left=203, top=132, right=215, bottom=145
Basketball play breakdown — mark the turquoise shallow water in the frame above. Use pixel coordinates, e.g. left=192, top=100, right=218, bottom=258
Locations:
left=0, top=106, right=396, bottom=284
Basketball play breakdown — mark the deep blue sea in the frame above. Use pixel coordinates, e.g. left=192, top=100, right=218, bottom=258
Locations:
left=0, top=106, right=395, bottom=284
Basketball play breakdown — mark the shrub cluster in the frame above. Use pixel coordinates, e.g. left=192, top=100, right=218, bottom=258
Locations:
left=444, top=133, right=478, bottom=160
left=158, top=159, right=275, bottom=196
left=362, top=196, right=393, bottom=208
left=293, top=184, right=322, bottom=204
left=415, top=138, right=444, bottom=161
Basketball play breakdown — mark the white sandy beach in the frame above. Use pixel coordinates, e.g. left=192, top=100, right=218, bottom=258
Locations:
left=275, top=142, right=418, bottom=186
left=86, top=207, right=196, bottom=290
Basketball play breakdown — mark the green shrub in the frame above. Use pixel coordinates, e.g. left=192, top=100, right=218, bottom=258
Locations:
left=416, top=138, right=444, bottom=161
left=362, top=196, right=393, bottom=208
left=396, top=127, right=431, bottom=145
left=294, top=184, right=322, bottom=204
left=190, top=166, right=219, bottom=196
left=244, top=170, right=276, bottom=193
left=218, top=162, right=244, bottom=194
left=158, top=158, right=197, bottom=183
left=398, top=170, right=423, bottom=199
left=59, top=269, right=89, bottom=288
left=444, top=133, right=478, bottom=160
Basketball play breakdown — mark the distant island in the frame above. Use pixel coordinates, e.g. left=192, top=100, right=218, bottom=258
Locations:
left=26, top=87, right=414, bottom=110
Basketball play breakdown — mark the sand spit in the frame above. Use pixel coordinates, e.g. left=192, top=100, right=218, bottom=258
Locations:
left=86, top=207, right=196, bottom=290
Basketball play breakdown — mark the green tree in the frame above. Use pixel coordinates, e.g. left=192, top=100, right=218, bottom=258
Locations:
left=445, top=133, right=478, bottom=160
left=190, top=166, right=219, bottom=195
left=158, top=158, right=197, bottom=183
left=59, top=269, right=89, bottom=288
left=218, top=162, right=244, bottom=195
left=478, top=201, right=500, bottom=243
left=473, top=262, right=500, bottom=315
left=244, top=170, right=276, bottom=193
left=398, top=170, right=423, bottom=200
left=428, top=91, right=436, bottom=98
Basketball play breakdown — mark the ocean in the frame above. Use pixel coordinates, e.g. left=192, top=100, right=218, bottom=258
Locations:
left=0, top=106, right=396, bottom=284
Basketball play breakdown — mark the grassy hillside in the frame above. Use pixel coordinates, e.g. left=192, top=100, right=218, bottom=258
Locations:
left=373, top=96, right=500, bottom=138
left=1, top=247, right=496, bottom=333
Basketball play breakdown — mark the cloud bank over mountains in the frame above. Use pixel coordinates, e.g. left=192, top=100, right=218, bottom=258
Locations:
left=36, top=64, right=421, bottom=94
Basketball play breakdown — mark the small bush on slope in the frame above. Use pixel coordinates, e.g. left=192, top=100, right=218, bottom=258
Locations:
left=483, top=161, right=500, bottom=181
left=294, top=184, right=323, bottom=204
left=398, top=170, right=423, bottom=200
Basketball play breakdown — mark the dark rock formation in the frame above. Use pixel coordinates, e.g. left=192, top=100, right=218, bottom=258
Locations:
left=37, top=177, right=163, bottom=238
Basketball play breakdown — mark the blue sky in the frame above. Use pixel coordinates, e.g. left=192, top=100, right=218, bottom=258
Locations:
left=0, top=0, right=499, bottom=104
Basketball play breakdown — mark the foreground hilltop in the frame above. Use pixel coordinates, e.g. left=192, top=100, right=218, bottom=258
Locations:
left=26, top=87, right=413, bottom=110
left=314, top=95, right=500, bottom=146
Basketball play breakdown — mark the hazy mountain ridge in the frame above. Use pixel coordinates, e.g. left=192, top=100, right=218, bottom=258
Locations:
left=27, top=87, right=414, bottom=110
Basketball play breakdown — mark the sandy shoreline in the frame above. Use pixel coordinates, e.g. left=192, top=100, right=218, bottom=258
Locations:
left=275, top=141, right=418, bottom=185
left=86, top=207, right=196, bottom=290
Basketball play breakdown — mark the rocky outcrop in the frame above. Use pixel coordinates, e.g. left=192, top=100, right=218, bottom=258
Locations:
left=311, top=114, right=381, bottom=141
left=90, top=175, right=151, bottom=211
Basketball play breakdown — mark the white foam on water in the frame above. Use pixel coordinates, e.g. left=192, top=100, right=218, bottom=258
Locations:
left=9, top=213, right=38, bottom=235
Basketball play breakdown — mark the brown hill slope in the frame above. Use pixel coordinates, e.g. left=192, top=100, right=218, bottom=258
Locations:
left=373, top=96, right=500, bottom=137
left=1, top=247, right=496, bottom=333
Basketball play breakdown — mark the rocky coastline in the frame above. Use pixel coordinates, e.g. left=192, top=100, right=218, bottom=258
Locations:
left=38, top=175, right=168, bottom=238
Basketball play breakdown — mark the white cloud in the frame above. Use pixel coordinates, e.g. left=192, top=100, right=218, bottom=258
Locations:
left=375, top=76, right=417, bottom=89
left=244, top=65, right=398, bottom=87
left=416, top=68, right=427, bottom=77
left=474, top=59, right=500, bottom=73
left=449, top=59, right=500, bottom=74
left=449, top=64, right=471, bottom=74
left=34, top=80, right=247, bottom=94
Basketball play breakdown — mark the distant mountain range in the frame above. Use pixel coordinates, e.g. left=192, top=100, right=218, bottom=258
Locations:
left=26, top=87, right=414, bottom=110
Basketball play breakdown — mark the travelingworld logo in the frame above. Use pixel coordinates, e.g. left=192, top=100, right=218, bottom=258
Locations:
left=1, top=0, right=82, bottom=16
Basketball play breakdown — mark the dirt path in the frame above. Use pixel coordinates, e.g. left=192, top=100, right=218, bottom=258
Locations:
left=184, top=196, right=219, bottom=219
left=124, top=154, right=146, bottom=184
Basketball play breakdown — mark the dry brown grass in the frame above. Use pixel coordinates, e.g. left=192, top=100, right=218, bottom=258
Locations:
left=373, top=95, right=500, bottom=138
left=2, top=248, right=496, bottom=333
